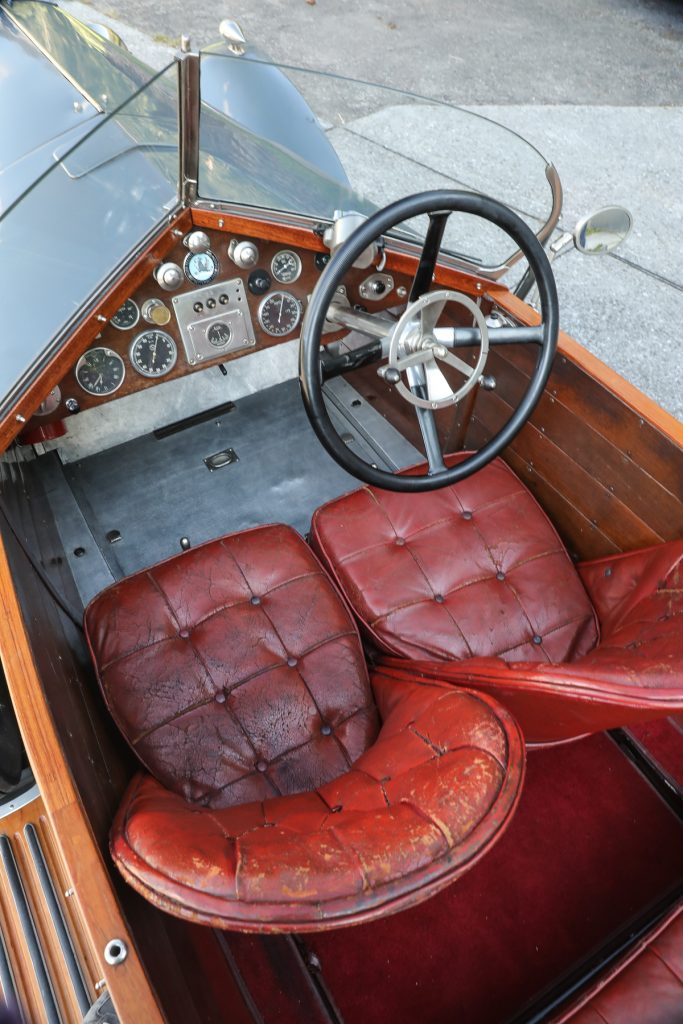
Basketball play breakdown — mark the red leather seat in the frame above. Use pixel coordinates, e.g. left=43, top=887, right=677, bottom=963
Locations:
left=554, top=900, right=683, bottom=1023
left=310, top=459, right=683, bottom=743
left=85, top=524, right=524, bottom=931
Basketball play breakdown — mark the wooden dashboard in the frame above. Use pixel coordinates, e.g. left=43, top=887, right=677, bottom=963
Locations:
left=22, top=210, right=423, bottom=439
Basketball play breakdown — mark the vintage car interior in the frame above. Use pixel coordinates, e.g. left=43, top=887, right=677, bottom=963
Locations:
left=0, top=13, right=681, bottom=1023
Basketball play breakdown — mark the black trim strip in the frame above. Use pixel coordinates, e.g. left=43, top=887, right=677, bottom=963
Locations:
left=24, top=824, right=90, bottom=1016
left=510, top=885, right=683, bottom=1024
left=153, top=400, right=236, bottom=439
left=610, top=728, right=683, bottom=821
left=0, top=835, right=61, bottom=1023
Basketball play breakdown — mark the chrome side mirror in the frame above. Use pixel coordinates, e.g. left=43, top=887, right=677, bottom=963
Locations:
left=573, top=206, right=633, bottom=255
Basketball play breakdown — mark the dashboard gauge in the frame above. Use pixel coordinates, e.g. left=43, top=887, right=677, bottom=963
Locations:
left=258, top=291, right=302, bottom=337
left=184, top=250, right=219, bottom=285
left=75, top=348, right=125, bottom=396
left=207, top=322, right=232, bottom=348
left=129, top=330, right=177, bottom=378
left=271, top=250, right=302, bottom=284
left=110, top=298, right=140, bottom=331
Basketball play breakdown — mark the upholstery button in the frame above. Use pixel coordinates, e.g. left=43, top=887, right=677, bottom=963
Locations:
left=215, top=691, right=226, bottom=704
left=462, top=511, right=473, bottom=520
left=604, top=567, right=613, bottom=577
left=256, top=760, right=268, bottom=773
left=395, top=537, right=405, bottom=546
left=250, top=596, right=261, bottom=606
left=532, top=635, right=543, bottom=645
left=178, top=628, right=190, bottom=639
left=287, top=657, right=298, bottom=668
left=434, top=594, right=445, bottom=604
left=330, top=805, right=343, bottom=813
left=496, top=571, right=506, bottom=581
left=321, top=723, right=332, bottom=736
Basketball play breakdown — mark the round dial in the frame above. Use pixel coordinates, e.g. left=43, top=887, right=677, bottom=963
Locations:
left=75, top=348, right=125, bottom=396
left=271, top=250, right=302, bottom=284
left=207, top=322, right=232, bottom=348
left=184, top=250, right=219, bottom=284
left=258, top=291, right=302, bottom=337
left=129, top=330, right=177, bottom=378
left=110, top=298, right=140, bottom=331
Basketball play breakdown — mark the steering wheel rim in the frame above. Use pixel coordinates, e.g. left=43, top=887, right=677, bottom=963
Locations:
left=300, top=189, right=559, bottom=493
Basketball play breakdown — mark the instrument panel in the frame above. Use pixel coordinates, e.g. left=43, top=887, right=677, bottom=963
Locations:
left=26, top=215, right=410, bottom=431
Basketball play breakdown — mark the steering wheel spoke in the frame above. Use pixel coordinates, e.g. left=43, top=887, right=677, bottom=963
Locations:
left=437, top=348, right=477, bottom=379
left=420, top=294, right=448, bottom=336
left=409, top=211, right=450, bottom=302
left=300, top=190, right=558, bottom=492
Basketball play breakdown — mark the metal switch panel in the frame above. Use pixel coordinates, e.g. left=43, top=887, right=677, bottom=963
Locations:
left=172, top=278, right=256, bottom=365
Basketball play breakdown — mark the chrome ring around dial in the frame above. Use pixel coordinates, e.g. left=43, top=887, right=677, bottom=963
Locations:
left=257, top=291, right=302, bottom=337
left=75, top=348, right=126, bottom=396
left=129, top=330, right=178, bottom=378
left=271, top=249, right=302, bottom=284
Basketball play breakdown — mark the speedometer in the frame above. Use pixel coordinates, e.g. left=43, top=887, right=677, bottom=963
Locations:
left=129, top=330, right=177, bottom=378
left=257, top=291, right=302, bottom=337
left=271, top=250, right=302, bottom=284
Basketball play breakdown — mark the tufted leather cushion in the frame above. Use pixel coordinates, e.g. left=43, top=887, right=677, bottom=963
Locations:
left=85, top=524, right=379, bottom=807
left=380, top=540, right=683, bottom=743
left=311, top=463, right=683, bottom=743
left=555, top=900, right=683, bottom=1023
left=111, top=673, right=524, bottom=931
left=310, top=458, right=599, bottom=664
left=87, top=524, right=525, bottom=931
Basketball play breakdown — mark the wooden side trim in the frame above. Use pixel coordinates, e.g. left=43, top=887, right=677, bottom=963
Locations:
left=0, top=535, right=165, bottom=1024
left=495, top=291, right=683, bottom=445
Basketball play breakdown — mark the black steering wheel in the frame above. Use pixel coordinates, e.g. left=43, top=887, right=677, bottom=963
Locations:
left=300, top=190, right=559, bottom=492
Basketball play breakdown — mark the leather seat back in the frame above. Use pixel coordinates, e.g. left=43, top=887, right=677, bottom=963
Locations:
left=85, top=524, right=380, bottom=808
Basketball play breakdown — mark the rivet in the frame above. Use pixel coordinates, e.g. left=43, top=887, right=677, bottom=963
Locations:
left=104, top=939, right=127, bottom=966
left=532, top=635, right=543, bottom=645
left=250, top=595, right=261, bottom=606
left=256, top=760, right=268, bottom=773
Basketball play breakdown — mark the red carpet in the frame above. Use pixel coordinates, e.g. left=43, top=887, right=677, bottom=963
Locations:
left=307, top=734, right=683, bottom=1024
left=628, top=716, right=683, bottom=790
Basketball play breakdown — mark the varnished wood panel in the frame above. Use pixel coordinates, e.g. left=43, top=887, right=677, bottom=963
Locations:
left=0, top=525, right=166, bottom=1024
left=459, top=336, right=683, bottom=560
left=0, top=794, right=99, bottom=1023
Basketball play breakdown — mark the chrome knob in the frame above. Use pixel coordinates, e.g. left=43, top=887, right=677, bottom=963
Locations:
left=183, top=230, right=211, bottom=254
left=155, top=262, right=183, bottom=291
left=229, top=239, right=259, bottom=269
left=142, top=299, right=171, bottom=325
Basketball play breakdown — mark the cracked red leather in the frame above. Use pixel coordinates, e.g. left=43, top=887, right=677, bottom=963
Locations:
left=310, top=461, right=683, bottom=743
left=85, top=524, right=379, bottom=806
left=86, top=524, right=524, bottom=931
left=554, top=900, right=683, bottom=1023
left=110, top=673, right=523, bottom=931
